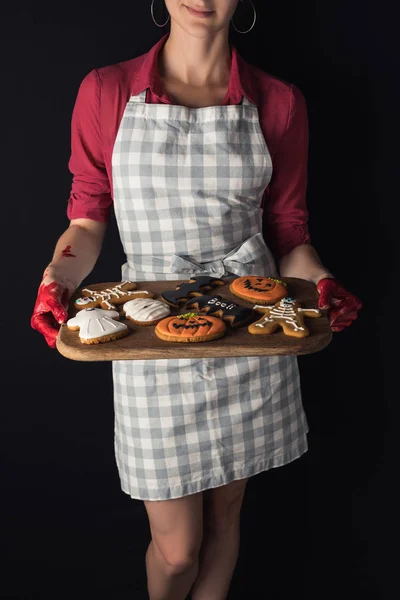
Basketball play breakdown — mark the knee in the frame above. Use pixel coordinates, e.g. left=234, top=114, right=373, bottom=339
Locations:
left=153, top=539, right=201, bottom=576
left=163, top=552, right=199, bottom=576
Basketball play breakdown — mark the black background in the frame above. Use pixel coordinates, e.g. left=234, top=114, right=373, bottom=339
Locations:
left=1, top=1, right=395, bottom=598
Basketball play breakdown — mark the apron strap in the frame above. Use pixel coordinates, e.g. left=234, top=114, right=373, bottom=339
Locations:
left=128, top=91, right=254, bottom=106
left=128, top=90, right=148, bottom=103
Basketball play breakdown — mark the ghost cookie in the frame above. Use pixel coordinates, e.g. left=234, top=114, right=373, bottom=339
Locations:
left=230, top=276, right=288, bottom=305
left=248, top=297, right=321, bottom=339
left=74, top=281, right=154, bottom=311
left=161, top=276, right=225, bottom=308
left=122, top=298, right=171, bottom=326
left=67, top=307, right=129, bottom=344
left=183, top=294, right=254, bottom=328
left=155, top=312, right=226, bottom=343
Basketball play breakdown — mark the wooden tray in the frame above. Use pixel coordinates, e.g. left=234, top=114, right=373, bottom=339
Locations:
left=56, top=278, right=332, bottom=361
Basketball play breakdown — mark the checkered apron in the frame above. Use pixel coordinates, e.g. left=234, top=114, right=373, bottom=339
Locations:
left=111, top=90, right=308, bottom=501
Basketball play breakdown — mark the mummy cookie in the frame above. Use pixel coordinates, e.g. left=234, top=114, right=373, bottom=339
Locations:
left=123, top=298, right=171, bottom=326
left=155, top=313, right=226, bottom=343
left=184, top=294, right=254, bottom=328
left=230, top=276, right=288, bottom=305
left=67, top=308, right=129, bottom=344
left=161, top=276, right=225, bottom=308
left=248, top=298, right=321, bottom=338
left=74, top=281, right=154, bottom=310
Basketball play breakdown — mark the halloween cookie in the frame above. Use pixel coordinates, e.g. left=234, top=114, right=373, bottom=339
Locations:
left=161, top=276, right=224, bottom=308
left=248, top=298, right=321, bottom=338
left=155, top=312, right=226, bottom=343
left=74, top=282, right=154, bottom=311
left=123, top=298, right=171, bottom=326
left=67, top=308, right=129, bottom=344
left=184, top=294, right=254, bottom=328
left=230, top=276, right=288, bottom=305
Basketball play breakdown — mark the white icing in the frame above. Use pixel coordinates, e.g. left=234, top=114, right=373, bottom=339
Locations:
left=207, top=298, right=237, bottom=311
left=76, top=282, right=150, bottom=309
left=254, top=299, right=305, bottom=331
left=67, top=308, right=127, bottom=340
left=123, top=298, right=170, bottom=322
left=254, top=300, right=320, bottom=331
left=255, top=318, right=273, bottom=327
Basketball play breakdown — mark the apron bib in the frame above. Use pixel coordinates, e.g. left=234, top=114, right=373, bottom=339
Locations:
left=110, top=90, right=308, bottom=501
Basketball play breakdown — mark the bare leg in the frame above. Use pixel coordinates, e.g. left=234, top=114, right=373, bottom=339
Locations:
left=144, top=492, right=203, bottom=600
left=191, top=478, right=248, bottom=600
left=190, top=522, right=240, bottom=600
left=145, top=539, right=199, bottom=600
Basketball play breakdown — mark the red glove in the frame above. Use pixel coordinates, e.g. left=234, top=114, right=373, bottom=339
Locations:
left=316, top=278, right=362, bottom=332
left=31, top=271, right=73, bottom=348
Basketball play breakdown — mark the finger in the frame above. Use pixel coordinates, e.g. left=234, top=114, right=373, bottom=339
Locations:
left=331, top=319, right=354, bottom=330
left=46, top=297, right=69, bottom=324
left=348, top=296, right=363, bottom=311
left=331, top=320, right=353, bottom=330
left=329, top=303, right=360, bottom=323
left=329, top=306, right=348, bottom=324
left=318, top=288, right=333, bottom=310
left=331, top=318, right=356, bottom=331
left=44, top=334, right=57, bottom=349
left=331, top=305, right=360, bottom=325
left=332, top=312, right=358, bottom=326
left=31, top=313, right=60, bottom=339
left=336, top=287, right=363, bottom=311
left=61, top=288, right=71, bottom=309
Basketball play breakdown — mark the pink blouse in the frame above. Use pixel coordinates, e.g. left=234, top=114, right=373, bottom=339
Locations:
left=67, top=34, right=311, bottom=259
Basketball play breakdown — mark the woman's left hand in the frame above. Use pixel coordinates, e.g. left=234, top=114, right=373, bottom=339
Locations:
left=316, top=277, right=362, bottom=332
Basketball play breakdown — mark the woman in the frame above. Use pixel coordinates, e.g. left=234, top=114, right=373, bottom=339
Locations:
left=31, top=1, right=362, bottom=599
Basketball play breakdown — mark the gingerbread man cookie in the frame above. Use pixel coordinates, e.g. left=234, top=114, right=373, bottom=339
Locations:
left=248, top=297, right=321, bottom=338
left=184, top=294, right=254, bottom=328
left=67, top=308, right=129, bottom=344
left=161, top=276, right=224, bottom=308
left=74, top=281, right=154, bottom=311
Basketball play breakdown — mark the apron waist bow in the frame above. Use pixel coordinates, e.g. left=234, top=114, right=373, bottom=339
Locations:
left=170, top=233, right=269, bottom=277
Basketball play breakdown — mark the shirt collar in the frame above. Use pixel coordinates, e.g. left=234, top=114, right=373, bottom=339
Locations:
left=132, top=33, right=257, bottom=105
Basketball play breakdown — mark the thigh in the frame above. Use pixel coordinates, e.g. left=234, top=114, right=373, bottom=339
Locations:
left=203, top=478, right=249, bottom=535
left=144, top=493, right=203, bottom=564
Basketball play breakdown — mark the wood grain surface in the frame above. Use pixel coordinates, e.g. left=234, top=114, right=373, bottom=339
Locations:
left=56, top=278, right=332, bottom=361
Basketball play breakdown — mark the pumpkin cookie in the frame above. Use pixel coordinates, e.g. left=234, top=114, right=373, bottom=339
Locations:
left=230, top=276, right=288, bottom=305
left=155, top=312, right=226, bottom=343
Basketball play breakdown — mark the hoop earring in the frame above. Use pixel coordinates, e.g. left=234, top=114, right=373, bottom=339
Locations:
left=231, top=0, right=256, bottom=34
left=151, top=0, right=170, bottom=28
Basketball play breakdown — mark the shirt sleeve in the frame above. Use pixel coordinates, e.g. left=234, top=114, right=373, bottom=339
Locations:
left=263, top=84, right=311, bottom=259
left=66, top=69, right=112, bottom=222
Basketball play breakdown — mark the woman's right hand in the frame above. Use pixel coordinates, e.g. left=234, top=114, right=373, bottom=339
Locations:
left=31, top=268, right=76, bottom=348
